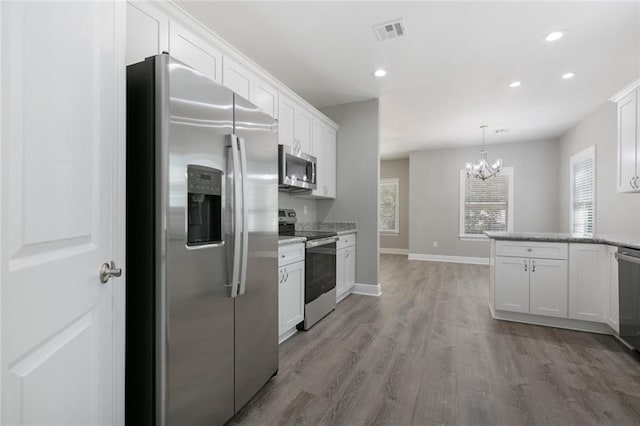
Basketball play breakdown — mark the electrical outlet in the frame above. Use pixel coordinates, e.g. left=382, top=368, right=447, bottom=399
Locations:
left=433, top=241, right=438, bottom=248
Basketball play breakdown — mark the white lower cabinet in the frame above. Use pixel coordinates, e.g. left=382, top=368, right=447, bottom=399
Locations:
left=529, top=258, right=568, bottom=318
left=606, top=246, right=620, bottom=333
left=336, top=234, right=356, bottom=302
left=495, top=256, right=530, bottom=313
left=569, top=244, right=608, bottom=322
left=278, top=243, right=305, bottom=343
left=494, top=242, right=568, bottom=316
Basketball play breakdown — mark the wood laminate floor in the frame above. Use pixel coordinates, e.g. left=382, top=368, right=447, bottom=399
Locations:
left=229, top=254, right=640, bottom=425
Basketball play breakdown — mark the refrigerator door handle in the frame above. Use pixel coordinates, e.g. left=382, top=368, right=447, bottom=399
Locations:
left=228, top=134, right=242, bottom=298
left=238, top=136, right=249, bottom=296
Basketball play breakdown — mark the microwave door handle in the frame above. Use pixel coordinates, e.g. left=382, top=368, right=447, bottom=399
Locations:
left=312, top=160, right=317, bottom=186
left=227, top=134, right=241, bottom=298
left=238, top=137, right=249, bottom=296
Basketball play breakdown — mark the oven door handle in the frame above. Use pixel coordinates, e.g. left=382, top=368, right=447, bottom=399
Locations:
left=306, top=237, right=338, bottom=248
left=615, top=252, right=640, bottom=265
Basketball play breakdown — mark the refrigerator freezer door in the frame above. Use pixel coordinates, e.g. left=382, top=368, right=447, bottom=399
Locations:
left=164, top=56, right=236, bottom=425
left=233, top=94, right=279, bottom=410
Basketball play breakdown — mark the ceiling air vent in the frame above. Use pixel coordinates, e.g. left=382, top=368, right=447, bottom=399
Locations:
left=373, top=19, right=406, bottom=42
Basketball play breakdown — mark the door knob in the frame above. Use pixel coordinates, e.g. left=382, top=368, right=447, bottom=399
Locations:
left=100, top=261, right=122, bottom=284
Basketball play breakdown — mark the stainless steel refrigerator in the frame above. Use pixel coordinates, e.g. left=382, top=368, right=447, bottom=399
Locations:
left=125, top=54, right=278, bottom=425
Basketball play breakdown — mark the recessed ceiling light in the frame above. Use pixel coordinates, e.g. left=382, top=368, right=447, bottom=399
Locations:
left=509, top=81, right=522, bottom=88
left=544, top=31, right=564, bottom=42
left=373, top=69, right=387, bottom=77
left=562, top=72, right=575, bottom=79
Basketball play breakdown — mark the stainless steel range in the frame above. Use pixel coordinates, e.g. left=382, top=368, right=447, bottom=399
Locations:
left=279, top=209, right=337, bottom=330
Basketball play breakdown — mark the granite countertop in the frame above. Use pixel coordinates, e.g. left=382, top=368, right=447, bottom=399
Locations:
left=278, top=236, right=306, bottom=246
left=296, top=221, right=357, bottom=235
left=484, top=231, right=640, bottom=251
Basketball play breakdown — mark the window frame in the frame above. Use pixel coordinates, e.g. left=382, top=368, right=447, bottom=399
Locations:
left=379, top=178, right=400, bottom=234
left=570, top=145, right=596, bottom=235
left=459, top=167, right=514, bottom=240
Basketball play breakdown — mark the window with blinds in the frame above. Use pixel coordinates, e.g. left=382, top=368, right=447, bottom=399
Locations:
left=571, top=147, right=595, bottom=235
left=460, top=167, right=513, bottom=237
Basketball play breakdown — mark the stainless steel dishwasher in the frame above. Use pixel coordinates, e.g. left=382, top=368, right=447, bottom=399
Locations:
left=616, top=247, right=640, bottom=350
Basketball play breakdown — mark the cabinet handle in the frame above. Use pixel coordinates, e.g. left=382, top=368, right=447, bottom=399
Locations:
left=279, top=269, right=284, bottom=284
left=532, top=260, right=536, bottom=273
left=285, top=269, right=289, bottom=282
left=345, top=249, right=349, bottom=259
left=524, top=260, right=528, bottom=272
left=635, top=176, right=639, bottom=189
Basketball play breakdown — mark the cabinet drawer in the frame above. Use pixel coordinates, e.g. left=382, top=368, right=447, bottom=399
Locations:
left=337, top=233, right=356, bottom=249
left=279, top=243, right=305, bottom=266
left=495, top=240, right=568, bottom=260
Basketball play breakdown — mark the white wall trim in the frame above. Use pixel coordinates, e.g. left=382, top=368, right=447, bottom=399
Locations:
left=352, top=283, right=382, bottom=297
left=610, top=77, right=640, bottom=102
left=379, top=248, right=409, bottom=255
left=408, top=253, right=489, bottom=265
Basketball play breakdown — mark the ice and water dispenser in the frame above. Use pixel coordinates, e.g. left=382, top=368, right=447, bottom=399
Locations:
left=186, top=165, right=223, bottom=246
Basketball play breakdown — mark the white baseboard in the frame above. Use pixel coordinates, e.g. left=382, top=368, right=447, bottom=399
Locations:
left=379, top=248, right=409, bottom=255
left=408, top=253, right=489, bottom=265
left=491, top=306, right=615, bottom=335
left=278, top=327, right=298, bottom=344
left=352, top=282, right=382, bottom=297
left=336, top=285, right=353, bottom=303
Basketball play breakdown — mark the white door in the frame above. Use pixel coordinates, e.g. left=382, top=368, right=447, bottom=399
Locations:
left=569, top=244, right=608, bottom=322
left=345, top=246, right=356, bottom=289
left=336, top=248, right=346, bottom=300
left=253, top=78, right=278, bottom=119
left=126, top=0, right=169, bottom=65
left=529, top=259, right=568, bottom=318
left=295, top=107, right=312, bottom=155
left=278, top=262, right=304, bottom=336
left=324, top=126, right=337, bottom=198
left=311, top=119, right=325, bottom=197
left=1, top=2, right=125, bottom=424
left=606, top=246, right=620, bottom=333
left=495, top=256, right=530, bottom=313
left=222, top=56, right=253, bottom=101
left=278, top=95, right=296, bottom=149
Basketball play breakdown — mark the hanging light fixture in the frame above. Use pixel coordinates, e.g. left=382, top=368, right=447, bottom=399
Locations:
left=465, top=125, right=503, bottom=181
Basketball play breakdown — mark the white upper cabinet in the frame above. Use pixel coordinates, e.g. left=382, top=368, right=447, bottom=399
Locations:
left=169, top=22, right=222, bottom=83
left=295, top=107, right=312, bottom=155
left=278, top=95, right=296, bottom=149
left=617, top=88, right=639, bottom=192
left=310, top=118, right=337, bottom=199
left=569, top=244, right=608, bottom=322
left=126, top=1, right=169, bottom=65
left=324, top=126, right=337, bottom=198
left=253, top=78, right=278, bottom=119
left=222, top=56, right=253, bottom=101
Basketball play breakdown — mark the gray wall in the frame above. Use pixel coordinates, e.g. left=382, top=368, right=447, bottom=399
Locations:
left=558, top=102, right=640, bottom=235
left=380, top=159, right=409, bottom=250
left=318, top=99, right=380, bottom=286
left=278, top=192, right=317, bottom=223
left=409, top=139, right=560, bottom=259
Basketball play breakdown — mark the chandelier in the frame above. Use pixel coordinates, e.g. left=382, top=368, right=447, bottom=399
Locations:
left=465, top=125, right=502, bottom=181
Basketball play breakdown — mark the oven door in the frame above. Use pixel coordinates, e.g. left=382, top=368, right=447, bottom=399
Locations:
left=305, top=238, right=337, bottom=304
left=278, top=145, right=317, bottom=191
left=616, top=248, right=640, bottom=349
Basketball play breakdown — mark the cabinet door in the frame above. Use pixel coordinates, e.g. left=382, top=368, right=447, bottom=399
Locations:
left=336, top=248, right=346, bottom=300
left=311, top=118, right=325, bottom=197
left=606, top=246, right=620, bottom=332
left=169, top=22, right=222, bottom=83
left=126, top=1, right=169, bottom=65
left=529, top=259, right=568, bottom=318
left=569, top=244, right=608, bottom=322
left=617, top=89, right=638, bottom=192
left=278, top=95, right=296, bottom=148
left=324, top=126, right=337, bottom=198
left=253, top=78, right=278, bottom=119
left=295, top=107, right=312, bottom=155
left=345, top=246, right=356, bottom=287
left=278, top=262, right=304, bottom=336
left=222, top=56, right=253, bottom=101
left=495, top=257, right=530, bottom=313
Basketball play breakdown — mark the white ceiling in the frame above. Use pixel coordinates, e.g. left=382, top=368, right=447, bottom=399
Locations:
left=177, top=1, right=640, bottom=159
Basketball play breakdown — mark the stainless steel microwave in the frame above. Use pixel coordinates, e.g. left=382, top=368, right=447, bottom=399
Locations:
left=278, top=145, right=317, bottom=192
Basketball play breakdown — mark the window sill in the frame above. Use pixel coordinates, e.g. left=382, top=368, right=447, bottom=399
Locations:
left=459, top=235, right=489, bottom=242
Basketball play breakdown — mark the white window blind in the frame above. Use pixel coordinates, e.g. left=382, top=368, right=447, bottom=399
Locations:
left=571, top=147, right=595, bottom=234
left=459, top=167, right=513, bottom=238
left=379, top=179, right=399, bottom=233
